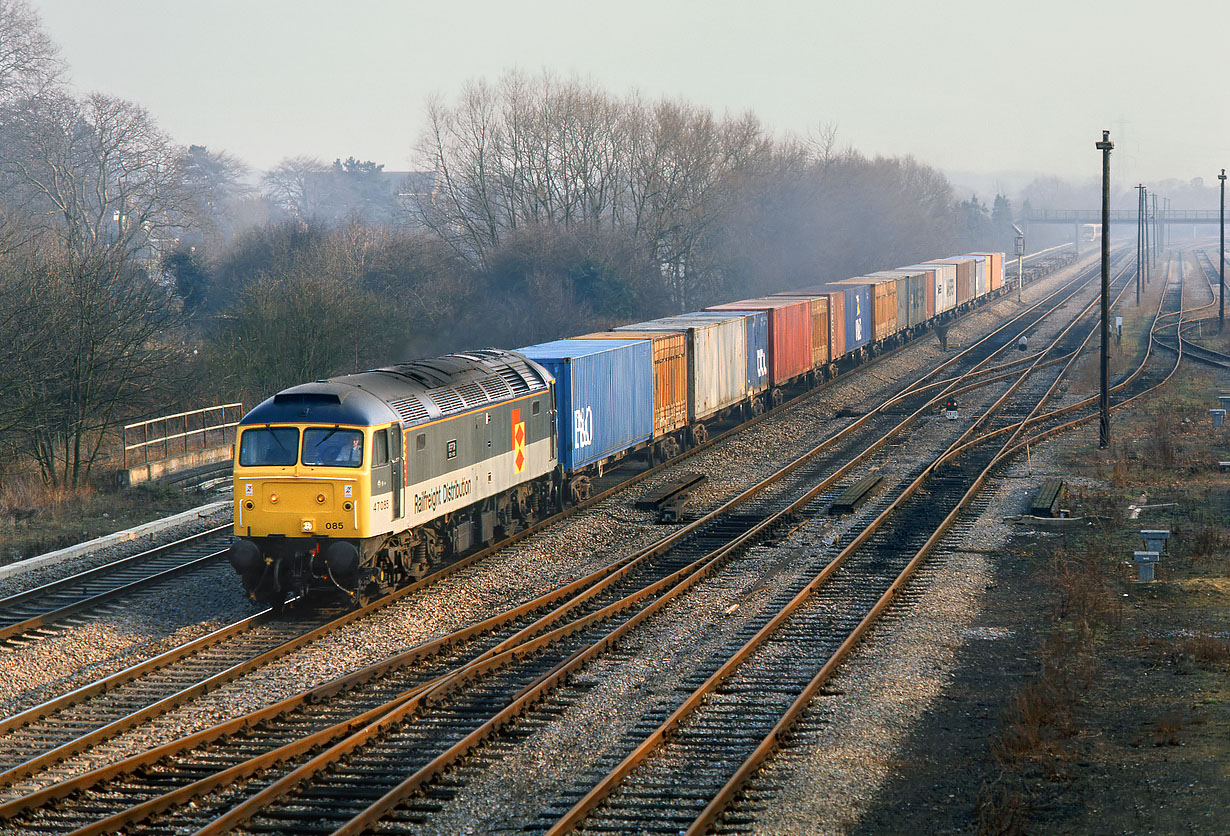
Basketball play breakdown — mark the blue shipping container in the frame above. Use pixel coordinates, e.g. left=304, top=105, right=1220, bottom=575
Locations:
left=820, top=283, right=871, bottom=352
left=517, top=339, right=653, bottom=472
left=679, top=310, right=770, bottom=395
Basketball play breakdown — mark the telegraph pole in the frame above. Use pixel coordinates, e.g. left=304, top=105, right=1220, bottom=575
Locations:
left=1136, top=185, right=1146, bottom=283
left=1096, top=130, right=1113, bottom=448
left=1152, top=193, right=1160, bottom=266
left=1135, top=184, right=1144, bottom=305
left=1220, top=169, right=1226, bottom=332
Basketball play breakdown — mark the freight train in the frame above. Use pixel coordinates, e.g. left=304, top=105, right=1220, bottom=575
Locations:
left=227, top=252, right=1005, bottom=607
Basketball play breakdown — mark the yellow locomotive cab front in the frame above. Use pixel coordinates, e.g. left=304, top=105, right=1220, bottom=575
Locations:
left=233, top=424, right=371, bottom=540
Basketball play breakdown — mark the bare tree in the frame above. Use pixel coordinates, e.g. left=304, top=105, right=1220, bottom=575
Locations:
left=1, top=91, right=188, bottom=262
left=178, top=144, right=251, bottom=246
left=208, top=227, right=387, bottom=398
left=0, top=0, right=61, bottom=103
left=0, top=91, right=191, bottom=486
left=0, top=244, right=186, bottom=487
left=261, top=155, right=329, bottom=219
left=411, top=71, right=771, bottom=308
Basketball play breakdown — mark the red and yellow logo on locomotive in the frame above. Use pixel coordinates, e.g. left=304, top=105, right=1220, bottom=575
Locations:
left=512, top=408, right=526, bottom=473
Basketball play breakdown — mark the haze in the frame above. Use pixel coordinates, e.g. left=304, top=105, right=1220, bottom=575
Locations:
left=32, top=0, right=1230, bottom=190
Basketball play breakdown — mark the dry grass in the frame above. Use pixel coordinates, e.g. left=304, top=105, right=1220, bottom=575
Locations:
left=990, top=632, right=1088, bottom=772
left=0, top=474, right=200, bottom=565
left=1155, top=632, right=1230, bottom=674
left=1052, top=552, right=1118, bottom=632
left=974, top=778, right=1028, bottom=836
left=1185, top=519, right=1229, bottom=561
left=1146, top=412, right=1177, bottom=468
left=0, top=475, right=82, bottom=517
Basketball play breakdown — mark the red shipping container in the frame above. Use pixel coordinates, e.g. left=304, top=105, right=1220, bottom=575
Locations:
left=760, top=294, right=831, bottom=368
left=774, top=287, right=846, bottom=361
left=706, top=297, right=811, bottom=386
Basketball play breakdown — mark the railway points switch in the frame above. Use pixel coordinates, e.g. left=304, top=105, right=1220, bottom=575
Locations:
left=638, top=472, right=707, bottom=523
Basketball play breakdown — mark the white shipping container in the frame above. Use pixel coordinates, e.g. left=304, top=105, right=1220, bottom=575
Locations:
left=902, top=262, right=956, bottom=314
left=616, top=315, right=748, bottom=421
left=969, top=254, right=988, bottom=298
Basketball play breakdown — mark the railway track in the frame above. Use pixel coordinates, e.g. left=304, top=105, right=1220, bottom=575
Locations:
left=1155, top=249, right=1230, bottom=370
left=0, top=251, right=1091, bottom=772
left=544, top=251, right=1163, bottom=836
left=0, top=527, right=232, bottom=645
left=0, top=249, right=1126, bottom=836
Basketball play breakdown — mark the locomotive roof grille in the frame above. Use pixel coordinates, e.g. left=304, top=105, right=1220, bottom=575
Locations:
left=388, top=396, right=430, bottom=424
left=497, top=357, right=549, bottom=394
left=479, top=376, right=513, bottom=400
left=455, top=381, right=487, bottom=408
left=428, top=388, right=466, bottom=414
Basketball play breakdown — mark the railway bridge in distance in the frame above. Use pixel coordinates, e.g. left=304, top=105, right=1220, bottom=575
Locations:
left=1022, top=209, right=1222, bottom=254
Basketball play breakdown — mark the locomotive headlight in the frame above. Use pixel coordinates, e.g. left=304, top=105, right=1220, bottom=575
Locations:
left=316, top=493, right=326, bottom=504
left=269, top=493, right=279, bottom=504
left=302, top=520, right=314, bottom=532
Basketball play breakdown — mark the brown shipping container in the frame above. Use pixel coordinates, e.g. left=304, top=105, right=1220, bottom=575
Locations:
left=926, top=257, right=974, bottom=306
left=834, top=277, right=897, bottom=342
left=706, top=298, right=812, bottom=385
left=579, top=330, right=687, bottom=438
left=762, top=294, right=831, bottom=368
left=828, top=291, right=846, bottom=359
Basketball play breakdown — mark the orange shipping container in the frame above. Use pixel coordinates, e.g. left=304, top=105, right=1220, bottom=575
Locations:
left=834, top=277, right=897, bottom=343
left=579, top=330, right=688, bottom=438
left=971, top=252, right=1005, bottom=291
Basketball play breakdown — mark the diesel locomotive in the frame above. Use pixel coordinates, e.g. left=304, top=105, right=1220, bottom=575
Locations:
left=228, top=349, right=559, bottom=606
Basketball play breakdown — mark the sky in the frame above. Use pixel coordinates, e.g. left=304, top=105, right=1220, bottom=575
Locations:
left=30, top=0, right=1230, bottom=195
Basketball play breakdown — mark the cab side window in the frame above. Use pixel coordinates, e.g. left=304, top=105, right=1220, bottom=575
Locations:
left=374, top=429, right=389, bottom=466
